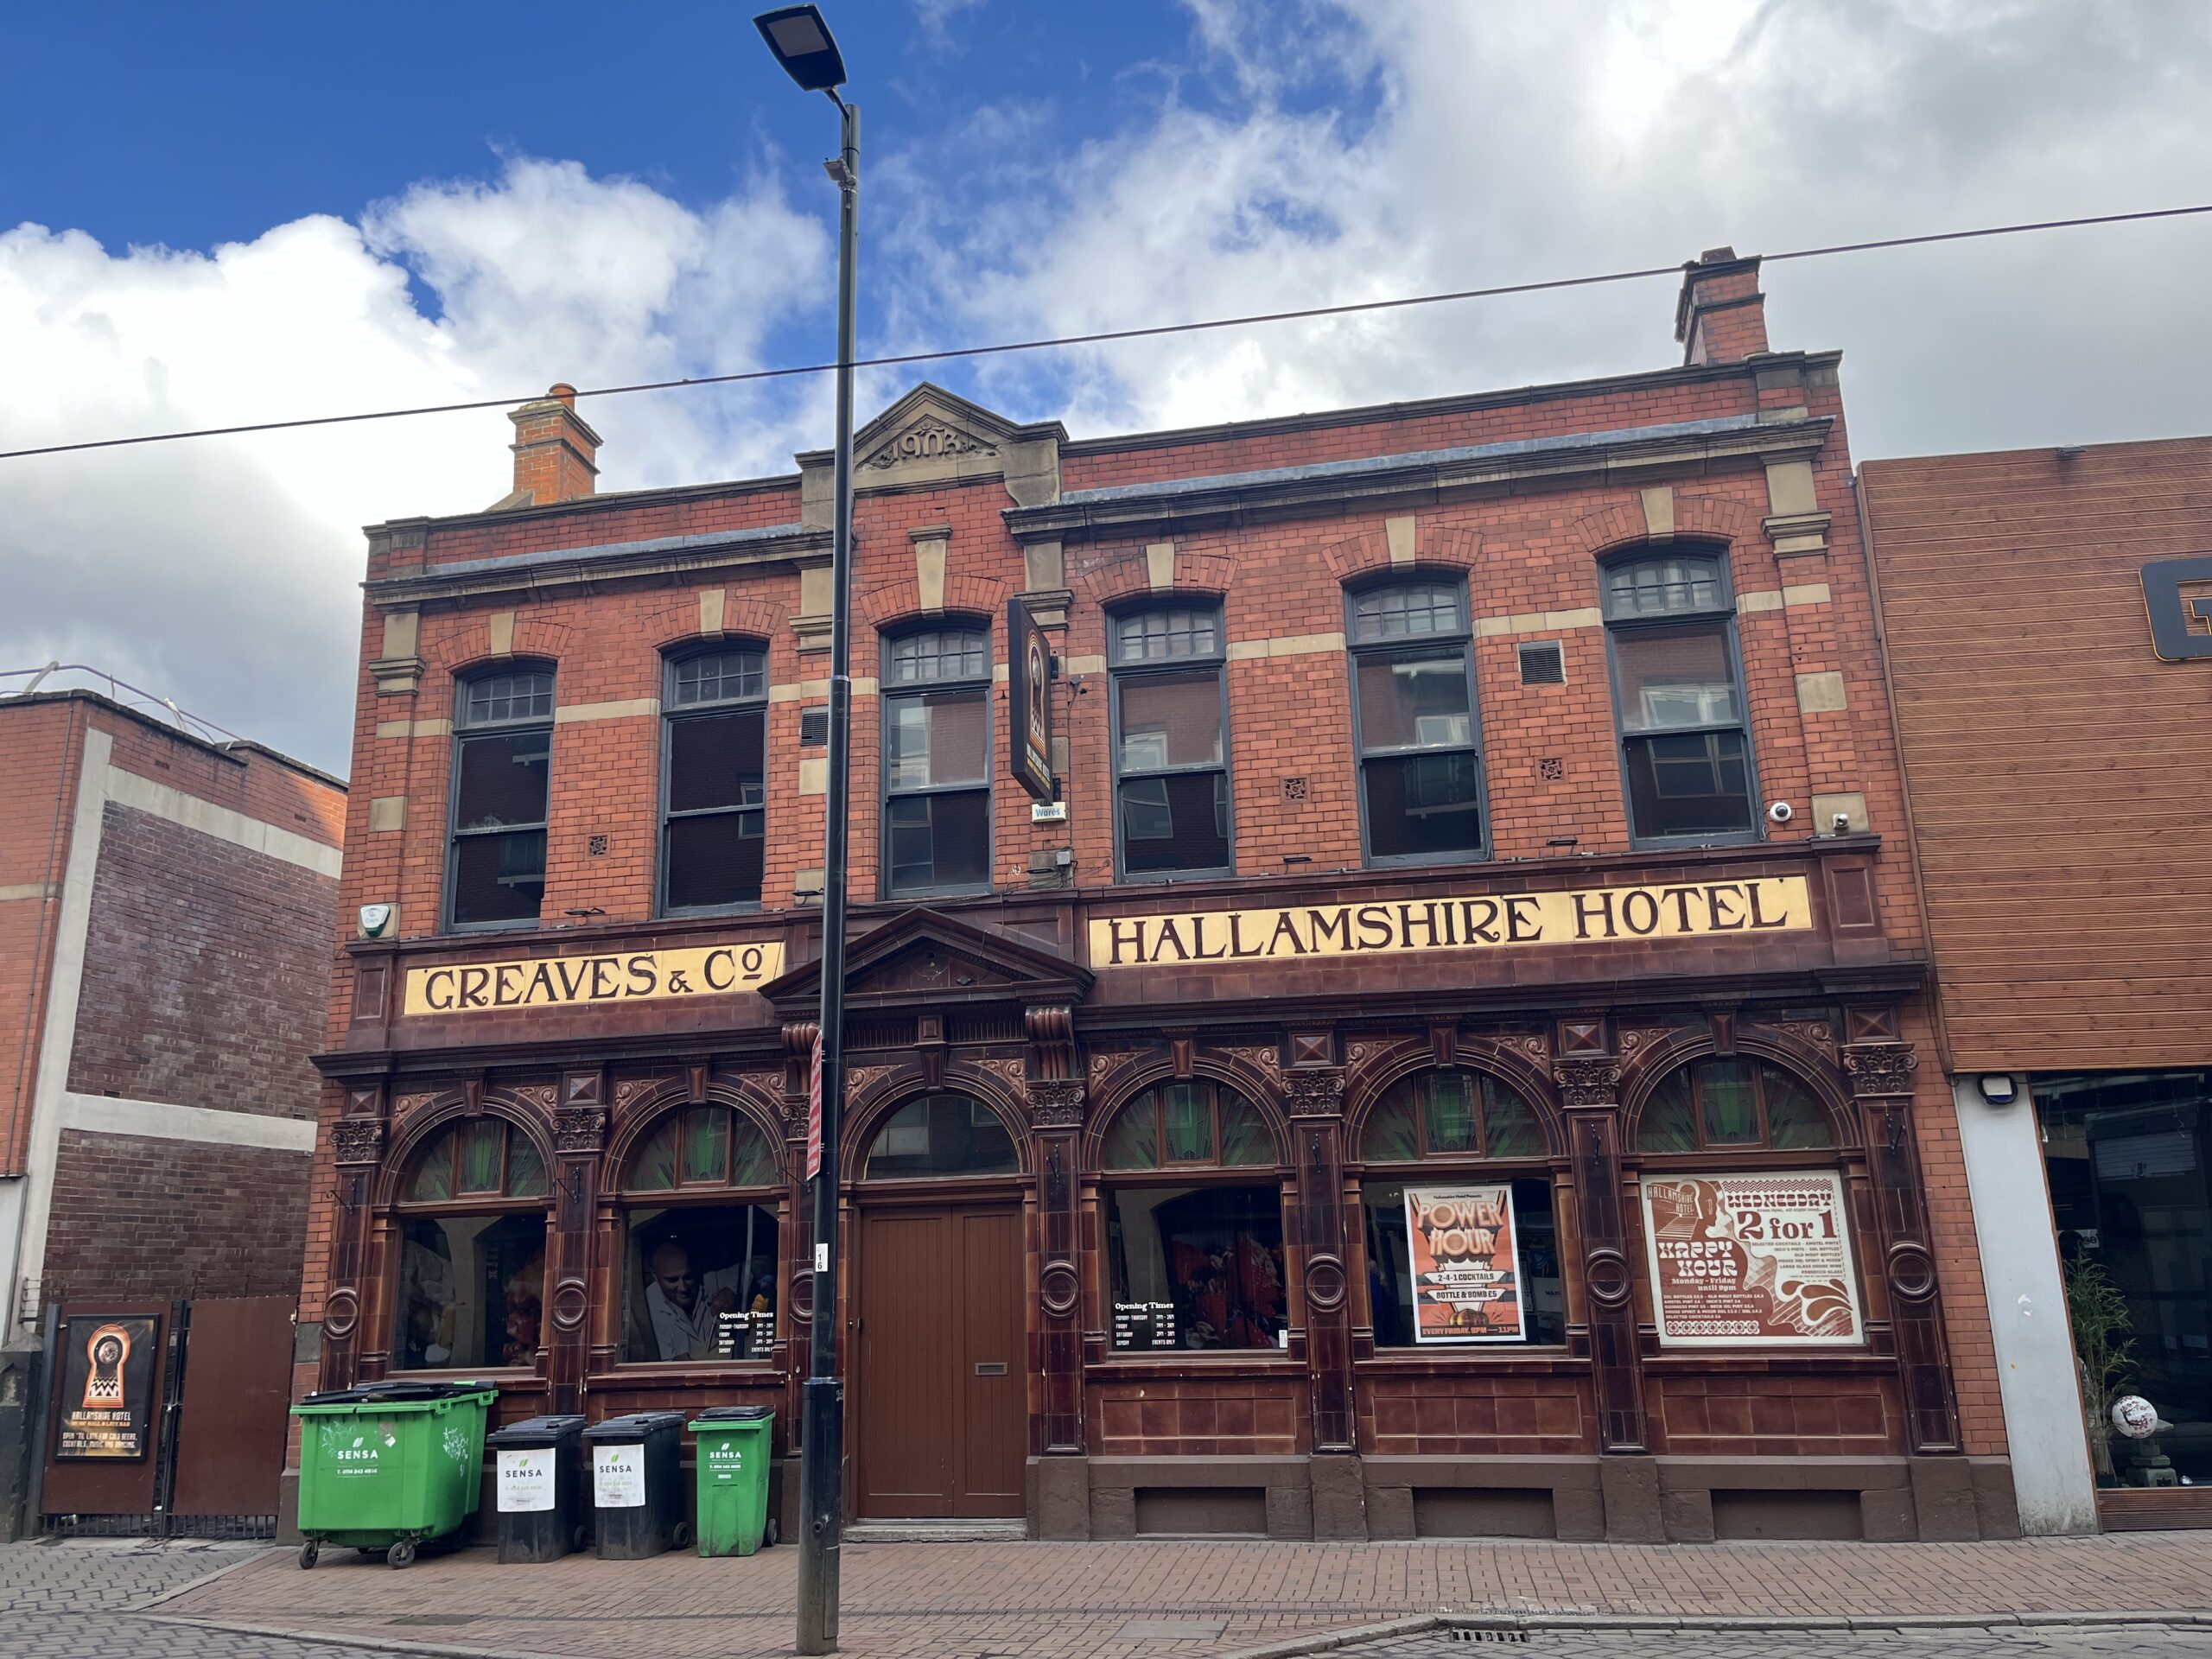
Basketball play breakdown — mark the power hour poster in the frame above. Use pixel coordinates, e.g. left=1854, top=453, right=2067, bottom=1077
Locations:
left=1402, top=1185, right=1524, bottom=1343
left=54, top=1315, right=159, bottom=1459
left=1641, top=1171, right=1863, bottom=1348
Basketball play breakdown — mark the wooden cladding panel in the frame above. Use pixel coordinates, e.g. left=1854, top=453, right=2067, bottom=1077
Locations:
left=1863, top=439, right=2212, bottom=1070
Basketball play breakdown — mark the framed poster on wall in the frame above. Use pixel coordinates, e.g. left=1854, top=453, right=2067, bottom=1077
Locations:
left=54, top=1314, right=160, bottom=1459
left=1640, top=1170, right=1863, bottom=1348
left=1402, top=1185, right=1524, bottom=1343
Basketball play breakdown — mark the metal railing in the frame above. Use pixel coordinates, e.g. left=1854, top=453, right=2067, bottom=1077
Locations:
left=0, top=662, right=247, bottom=749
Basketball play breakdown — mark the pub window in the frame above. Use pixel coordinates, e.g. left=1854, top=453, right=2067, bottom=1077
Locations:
left=1600, top=551, right=1758, bottom=844
left=1110, top=604, right=1230, bottom=880
left=1636, top=1057, right=1837, bottom=1154
left=619, top=1105, right=782, bottom=1363
left=447, top=665, right=555, bottom=930
left=861, top=1094, right=1020, bottom=1179
left=393, top=1118, right=550, bottom=1371
left=1357, top=1071, right=1565, bottom=1346
left=660, top=645, right=767, bottom=913
left=881, top=626, right=993, bottom=897
left=1101, top=1082, right=1286, bottom=1352
left=1348, top=580, right=1486, bottom=864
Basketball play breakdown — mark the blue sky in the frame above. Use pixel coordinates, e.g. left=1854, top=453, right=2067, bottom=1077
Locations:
left=3, top=2, right=2209, bottom=772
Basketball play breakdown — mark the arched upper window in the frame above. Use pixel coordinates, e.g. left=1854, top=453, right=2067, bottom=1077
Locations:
left=618, top=1104, right=783, bottom=1365
left=1347, top=580, right=1486, bottom=866
left=881, top=626, right=993, bottom=897
left=661, top=645, right=767, bottom=914
left=1359, top=1071, right=1544, bottom=1162
left=1110, top=604, right=1230, bottom=880
left=1600, top=550, right=1758, bottom=845
left=393, top=1117, right=548, bottom=1373
left=1103, top=1081, right=1273, bottom=1170
left=861, top=1094, right=1020, bottom=1179
left=1637, top=1057, right=1835, bottom=1153
left=622, top=1104, right=781, bottom=1192
left=448, top=664, right=555, bottom=930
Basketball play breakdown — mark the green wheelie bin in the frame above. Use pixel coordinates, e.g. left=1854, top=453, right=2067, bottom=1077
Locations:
left=689, top=1406, right=776, bottom=1557
left=293, top=1381, right=497, bottom=1568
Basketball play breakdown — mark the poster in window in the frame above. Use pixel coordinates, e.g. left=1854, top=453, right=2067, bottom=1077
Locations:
left=1640, top=1171, right=1863, bottom=1347
left=1402, top=1186, right=1524, bottom=1344
left=54, top=1315, right=160, bottom=1459
left=1007, top=596, right=1057, bottom=802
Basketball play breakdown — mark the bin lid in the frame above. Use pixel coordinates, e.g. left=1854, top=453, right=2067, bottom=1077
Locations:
left=296, top=1380, right=495, bottom=1408
left=582, top=1411, right=688, bottom=1441
left=485, top=1413, right=588, bottom=1446
left=692, top=1405, right=774, bottom=1423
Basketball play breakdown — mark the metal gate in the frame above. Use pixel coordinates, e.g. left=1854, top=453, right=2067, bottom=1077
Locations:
left=35, top=1294, right=294, bottom=1539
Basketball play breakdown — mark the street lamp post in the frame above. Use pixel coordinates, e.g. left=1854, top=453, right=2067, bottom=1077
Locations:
left=753, top=7, right=855, bottom=1653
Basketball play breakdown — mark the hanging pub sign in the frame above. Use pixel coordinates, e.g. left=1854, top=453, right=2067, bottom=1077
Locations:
left=1403, top=1186, right=1525, bottom=1343
left=54, top=1314, right=160, bottom=1459
left=1640, top=1171, right=1863, bottom=1348
left=1007, top=595, right=1057, bottom=802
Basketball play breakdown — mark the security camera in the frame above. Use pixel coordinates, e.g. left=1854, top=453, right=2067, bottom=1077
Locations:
left=1831, top=811, right=1853, bottom=834
left=1766, top=800, right=1794, bottom=824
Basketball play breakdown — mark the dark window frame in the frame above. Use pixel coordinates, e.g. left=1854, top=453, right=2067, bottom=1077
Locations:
left=658, top=643, right=770, bottom=918
left=1344, top=578, right=1490, bottom=868
left=1108, top=601, right=1233, bottom=883
left=1632, top=1056, right=1842, bottom=1159
left=387, top=1117, right=552, bottom=1374
left=879, top=623, right=995, bottom=899
left=1353, top=1068, right=1551, bottom=1165
left=444, top=664, right=556, bottom=934
left=1599, top=549, right=1763, bottom=849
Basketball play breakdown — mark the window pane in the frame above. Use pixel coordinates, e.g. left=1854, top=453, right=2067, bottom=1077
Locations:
left=1699, top=1059, right=1760, bottom=1144
left=462, top=671, right=554, bottom=727
left=1352, top=582, right=1461, bottom=643
left=730, top=1120, right=779, bottom=1187
left=667, top=708, right=765, bottom=813
left=395, top=1213, right=543, bottom=1371
left=454, top=731, right=551, bottom=830
left=626, top=1117, right=680, bottom=1192
left=1423, top=1074, right=1478, bottom=1154
left=1107, top=1185, right=1285, bottom=1351
left=1120, top=773, right=1230, bottom=875
left=887, top=690, right=988, bottom=791
left=1363, top=1178, right=1566, bottom=1347
left=1639, top=1070, right=1699, bottom=1153
left=1606, top=556, right=1724, bottom=619
left=886, top=789, right=990, bottom=893
left=505, top=1134, right=547, bottom=1198
left=621, top=1203, right=778, bottom=1362
left=1483, top=1088, right=1547, bottom=1158
left=1161, top=1083, right=1212, bottom=1162
left=671, top=650, right=765, bottom=707
left=1361, top=1093, right=1421, bottom=1162
left=1103, top=1101, right=1159, bottom=1171
left=1113, top=608, right=1218, bottom=664
left=682, top=1106, right=728, bottom=1184
left=887, top=629, right=989, bottom=685
left=1764, top=1065, right=1835, bottom=1149
left=1218, top=1092, right=1274, bottom=1166
left=665, top=810, right=764, bottom=911
left=1613, top=625, right=1740, bottom=733
left=1363, top=753, right=1484, bottom=861
left=861, top=1095, right=1018, bottom=1179
left=1357, top=651, right=1472, bottom=752
left=458, top=1120, right=504, bottom=1192
left=1625, top=731, right=1754, bottom=838
left=1118, top=671, right=1222, bottom=771
left=406, top=1128, right=454, bottom=1202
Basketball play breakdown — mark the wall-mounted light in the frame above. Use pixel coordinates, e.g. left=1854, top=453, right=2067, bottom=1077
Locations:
left=1977, top=1074, right=2019, bottom=1107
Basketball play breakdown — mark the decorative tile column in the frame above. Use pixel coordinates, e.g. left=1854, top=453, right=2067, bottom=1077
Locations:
left=1285, top=1060, right=1363, bottom=1539
left=547, top=1069, right=605, bottom=1414
left=319, top=1091, right=384, bottom=1391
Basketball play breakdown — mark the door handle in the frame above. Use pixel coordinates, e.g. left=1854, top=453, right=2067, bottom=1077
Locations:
left=974, top=1362, right=1008, bottom=1376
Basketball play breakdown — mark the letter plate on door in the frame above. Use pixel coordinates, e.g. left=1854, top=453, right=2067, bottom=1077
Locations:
left=974, top=1361, right=1008, bottom=1376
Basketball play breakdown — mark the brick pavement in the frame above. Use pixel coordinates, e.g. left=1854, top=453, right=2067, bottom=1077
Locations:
left=1339, top=1631, right=2212, bottom=1659
left=0, top=1537, right=262, bottom=1613
left=144, top=1534, right=2212, bottom=1659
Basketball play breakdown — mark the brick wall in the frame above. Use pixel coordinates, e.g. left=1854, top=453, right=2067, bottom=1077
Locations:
left=0, top=699, right=87, bottom=1174
left=41, top=1128, right=309, bottom=1303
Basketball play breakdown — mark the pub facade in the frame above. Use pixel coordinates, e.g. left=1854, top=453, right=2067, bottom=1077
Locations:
left=296, top=250, right=2019, bottom=1542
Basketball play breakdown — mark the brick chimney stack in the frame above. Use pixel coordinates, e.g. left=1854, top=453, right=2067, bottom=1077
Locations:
left=1674, top=247, right=1769, bottom=365
left=505, top=383, right=601, bottom=507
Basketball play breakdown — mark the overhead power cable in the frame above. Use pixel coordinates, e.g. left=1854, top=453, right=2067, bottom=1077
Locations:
left=3, top=201, right=2208, bottom=463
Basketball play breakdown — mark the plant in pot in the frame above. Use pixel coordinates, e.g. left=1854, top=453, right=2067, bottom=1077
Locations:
left=2064, top=1252, right=2135, bottom=1484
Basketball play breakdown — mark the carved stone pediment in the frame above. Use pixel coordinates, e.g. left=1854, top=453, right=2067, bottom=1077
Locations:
left=797, top=382, right=1067, bottom=506
left=760, top=906, right=1091, bottom=1014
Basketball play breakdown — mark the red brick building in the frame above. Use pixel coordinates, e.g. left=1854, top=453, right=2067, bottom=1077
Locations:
left=0, top=681, right=345, bottom=1533
left=302, top=250, right=2017, bottom=1542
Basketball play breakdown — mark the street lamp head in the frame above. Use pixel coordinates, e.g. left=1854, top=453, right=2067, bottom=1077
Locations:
left=755, top=5, right=848, bottom=92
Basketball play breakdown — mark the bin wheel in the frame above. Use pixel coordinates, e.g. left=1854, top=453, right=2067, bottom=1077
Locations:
left=296, top=1541, right=320, bottom=1570
left=387, top=1538, right=417, bottom=1569
left=573, top=1522, right=591, bottom=1554
left=673, top=1522, right=694, bottom=1549
left=765, top=1516, right=779, bottom=1548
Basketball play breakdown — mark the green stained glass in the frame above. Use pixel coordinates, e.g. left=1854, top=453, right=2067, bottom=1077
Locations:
left=1764, top=1065, right=1834, bottom=1148
left=1361, top=1093, right=1421, bottom=1162
left=504, top=1134, right=547, bottom=1198
left=459, top=1119, right=504, bottom=1192
left=1699, top=1060, right=1759, bottom=1143
left=406, top=1128, right=454, bottom=1202
left=1218, top=1091, right=1273, bottom=1166
left=1639, top=1071, right=1699, bottom=1153
left=1163, top=1083, right=1211, bottom=1162
left=1483, top=1088, right=1546, bottom=1157
left=682, top=1106, right=728, bottom=1183
left=628, top=1117, right=680, bottom=1191
left=1103, top=1100, right=1159, bottom=1171
left=730, top=1119, right=779, bottom=1185
left=1423, top=1074, right=1478, bottom=1154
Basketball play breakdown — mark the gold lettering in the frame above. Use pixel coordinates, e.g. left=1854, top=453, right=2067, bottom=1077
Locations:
left=1106, top=918, right=1147, bottom=966
left=524, top=963, right=558, bottom=1005
left=1268, top=911, right=1310, bottom=956
left=1461, top=899, right=1500, bottom=943
left=1355, top=905, right=1394, bottom=950
left=1572, top=890, right=1616, bottom=939
left=493, top=963, right=523, bottom=1006
left=1305, top=908, right=1351, bottom=952
left=1189, top=916, right=1229, bottom=959
left=1705, top=884, right=1746, bottom=930
left=1228, top=913, right=1267, bottom=957
left=702, top=949, right=735, bottom=991
left=459, top=967, right=490, bottom=1009
left=1747, top=880, right=1790, bottom=929
left=423, top=969, right=456, bottom=1010
left=1153, top=918, right=1192, bottom=962
left=1620, top=888, right=1661, bottom=936
left=626, top=954, right=658, bottom=995
left=1505, top=895, right=1544, bottom=943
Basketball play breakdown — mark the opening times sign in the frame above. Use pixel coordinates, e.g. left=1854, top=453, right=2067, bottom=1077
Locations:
left=1641, top=1170, right=1863, bottom=1347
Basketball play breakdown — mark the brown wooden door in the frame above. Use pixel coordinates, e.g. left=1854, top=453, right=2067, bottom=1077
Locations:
left=855, top=1202, right=1025, bottom=1517
left=170, top=1295, right=296, bottom=1519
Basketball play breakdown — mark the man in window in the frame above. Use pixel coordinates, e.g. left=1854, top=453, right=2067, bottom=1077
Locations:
left=631, top=1238, right=751, bottom=1361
